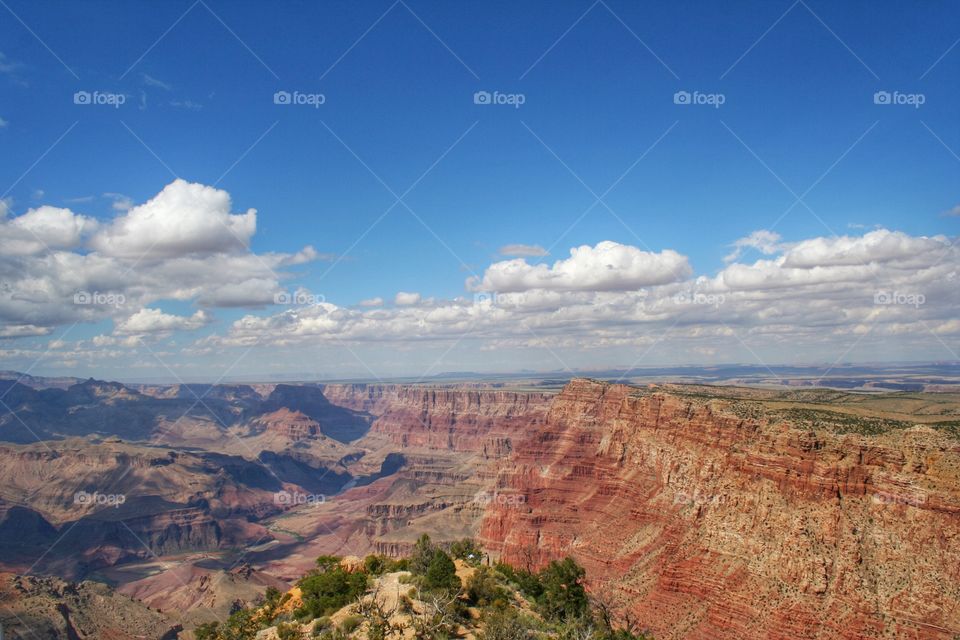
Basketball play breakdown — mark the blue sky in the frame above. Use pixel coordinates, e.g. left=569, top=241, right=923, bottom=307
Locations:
left=1, top=0, right=959, bottom=380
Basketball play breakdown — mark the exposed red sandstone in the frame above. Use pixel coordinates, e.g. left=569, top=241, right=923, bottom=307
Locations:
left=480, top=379, right=960, bottom=640
left=324, top=384, right=551, bottom=452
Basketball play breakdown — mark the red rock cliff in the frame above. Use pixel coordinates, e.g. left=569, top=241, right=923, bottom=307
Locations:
left=323, top=384, right=551, bottom=453
left=481, top=379, right=960, bottom=640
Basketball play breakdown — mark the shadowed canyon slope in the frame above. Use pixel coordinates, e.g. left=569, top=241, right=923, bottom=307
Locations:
left=0, top=375, right=958, bottom=638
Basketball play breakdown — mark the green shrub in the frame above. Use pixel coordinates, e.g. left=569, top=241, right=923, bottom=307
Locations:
left=216, top=607, right=261, bottom=640
left=194, top=622, right=219, bottom=640
left=363, top=554, right=387, bottom=575
left=410, top=533, right=435, bottom=576
left=425, top=549, right=461, bottom=591
left=449, top=538, right=483, bottom=564
left=295, top=564, right=369, bottom=620
left=480, top=608, right=535, bottom=640
left=513, top=569, right=544, bottom=601
left=538, top=558, right=588, bottom=622
left=277, top=621, right=302, bottom=640
left=388, top=557, right=410, bottom=572
left=467, top=566, right=509, bottom=607
left=315, top=555, right=343, bottom=572
left=494, top=562, right=516, bottom=582
left=362, top=554, right=409, bottom=575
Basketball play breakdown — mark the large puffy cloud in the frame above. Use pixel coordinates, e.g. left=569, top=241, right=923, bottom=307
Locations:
left=89, top=179, right=256, bottom=259
left=468, top=241, right=692, bottom=292
left=716, top=230, right=953, bottom=292
left=0, top=180, right=319, bottom=338
left=0, top=205, right=98, bottom=256
left=782, top=229, right=947, bottom=269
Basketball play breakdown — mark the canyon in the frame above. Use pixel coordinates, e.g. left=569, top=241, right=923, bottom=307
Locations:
left=0, top=374, right=958, bottom=638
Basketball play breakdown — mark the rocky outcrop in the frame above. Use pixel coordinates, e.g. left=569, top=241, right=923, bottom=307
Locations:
left=0, top=572, right=181, bottom=639
left=117, top=562, right=290, bottom=629
left=481, top=379, right=960, bottom=639
left=250, top=408, right=322, bottom=440
left=262, top=384, right=372, bottom=442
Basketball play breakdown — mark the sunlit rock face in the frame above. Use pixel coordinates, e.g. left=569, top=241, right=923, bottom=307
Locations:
left=481, top=379, right=960, bottom=640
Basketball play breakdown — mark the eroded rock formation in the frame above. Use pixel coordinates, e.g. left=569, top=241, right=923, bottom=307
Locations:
left=481, top=379, right=960, bottom=639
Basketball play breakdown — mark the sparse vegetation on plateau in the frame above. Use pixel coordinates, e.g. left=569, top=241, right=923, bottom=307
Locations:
left=190, top=536, right=650, bottom=640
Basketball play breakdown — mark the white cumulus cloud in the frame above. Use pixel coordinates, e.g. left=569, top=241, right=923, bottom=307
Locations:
left=0, top=180, right=319, bottom=338
left=469, top=241, right=691, bottom=292
left=0, top=205, right=98, bottom=256
left=89, top=179, right=256, bottom=259
left=395, top=292, right=422, bottom=306
left=115, top=308, right=211, bottom=335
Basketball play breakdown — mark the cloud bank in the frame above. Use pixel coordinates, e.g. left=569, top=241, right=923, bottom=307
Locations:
left=0, top=179, right=956, bottom=373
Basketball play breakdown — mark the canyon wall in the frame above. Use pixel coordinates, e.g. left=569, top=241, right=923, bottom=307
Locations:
left=323, top=384, right=551, bottom=453
left=481, top=379, right=960, bottom=640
